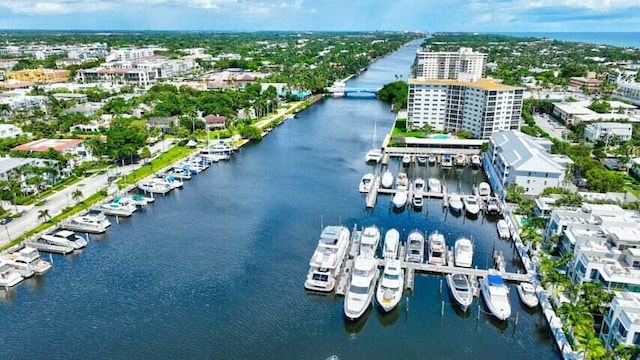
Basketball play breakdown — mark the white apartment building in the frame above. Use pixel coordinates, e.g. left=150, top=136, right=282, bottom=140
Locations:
left=584, top=122, right=633, bottom=142
left=485, top=130, right=573, bottom=196
left=407, top=79, right=524, bottom=139
left=106, top=48, right=155, bottom=62
left=0, top=124, right=23, bottom=138
left=414, top=47, right=486, bottom=81
left=600, top=292, right=640, bottom=350
left=615, top=81, right=640, bottom=106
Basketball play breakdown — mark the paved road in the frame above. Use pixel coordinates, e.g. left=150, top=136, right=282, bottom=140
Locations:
left=0, top=139, right=174, bottom=247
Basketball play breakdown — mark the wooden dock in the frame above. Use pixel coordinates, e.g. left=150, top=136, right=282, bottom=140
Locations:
left=335, top=259, right=353, bottom=296
left=405, top=266, right=415, bottom=290
left=365, top=176, right=381, bottom=208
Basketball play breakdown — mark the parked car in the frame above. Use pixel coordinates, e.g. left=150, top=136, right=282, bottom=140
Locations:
left=0, top=217, right=13, bottom=225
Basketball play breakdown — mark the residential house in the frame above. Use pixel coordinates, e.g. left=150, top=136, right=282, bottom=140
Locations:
left=147, top=116, right=178, bottom=133
left=0, top=124, right=23, bottom=138
left=203, top=114, right=227, bottom=129
left=13, top=138, right=95, bottom=163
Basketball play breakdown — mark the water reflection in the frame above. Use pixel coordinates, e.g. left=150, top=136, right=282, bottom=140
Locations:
left=374, top=302, right=401, bottom=328
left=343, top=306, right=372, bottom=335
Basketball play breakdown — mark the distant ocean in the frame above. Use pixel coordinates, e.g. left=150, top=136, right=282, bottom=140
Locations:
left=496, top=32, right=640, bottom=48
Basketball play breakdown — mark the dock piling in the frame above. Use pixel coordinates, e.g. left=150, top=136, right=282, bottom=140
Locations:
left=441, top=301, right=444, bottom=317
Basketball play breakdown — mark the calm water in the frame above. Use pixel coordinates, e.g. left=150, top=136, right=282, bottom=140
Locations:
left=0, top=40, right=559, bottom=359
left=500, top=32, right=640, bottom=48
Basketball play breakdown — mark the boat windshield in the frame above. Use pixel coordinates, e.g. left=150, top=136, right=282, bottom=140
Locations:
left=467, top=198, right=477, bottom=205
left=350, top=285, right=369, bottom=295
left=384, top=273, right=400, bottom=281
left=312, top=273, right=329, bottom=282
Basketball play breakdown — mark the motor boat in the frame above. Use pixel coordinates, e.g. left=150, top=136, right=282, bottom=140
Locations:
left=463, top=195, right=480, bottom=215
left=359, top=173, right=375, bottom=193
left=494, top=250, right=506, bottom=272
left=0, top=260, right=23, bottom=287
left=62, top=210, right=111, bottom=234
left=99, top=198, right=137, bottom=217
left=481, top=270, right=511, bottom=320
left=454, top=237, right=473, bottom=268
left=448, top=193, right=463, bottom=212
left=382, top=229, right=400, bottom=259
left=137, top=179, right=172, bottom=194
left=405, top=230, right=425, bottom=263
left=164, top=176, right=183, bottom=189
left=471, top=154, right=481, bottom=168
left=428, top=231, right=447, bottom=265
left=497, top=219, right=511, bottom=239
left=446, top=274, right=474, bottom=312
left=428, top=178, right=441, bottom=193
left=478, top=182, right=491, bottom=197
left=402, top=154, right=411, bottom=167
left=517, top=282, right=539, bottom=308
left=304, top=226, right=351, bottom=292
left=455, top=153, right=466, bottom=166
left=166, top=167, right=192, bottom=180
left=485, top=197, right=500, bottom=214
left=122, top=194, right=148, bottom=207
left=414, top=178, right=425, bottom=193
left=396, top=172, right=408, bottom=189
left=441, top=154, right=453, bottom=168
left=376, top=259, right=404, bottom=312
left=344, top=255, right=378, bottom=320
left=392, top=189, right=408, bottom=209
left=360, top=226, right=381, bottom=258
left=365, top=149, right=383, bottom=163
left=381, top=171, right=394, bottom=189
left=40, top=230, right=88, bottom=250
left=416, top=156, right=427, bottom=166
left=428, top=154, right=437, bottom=165
left=412, top=191, right=423, bottom=209
left=4, top=246, right=51, bottom=276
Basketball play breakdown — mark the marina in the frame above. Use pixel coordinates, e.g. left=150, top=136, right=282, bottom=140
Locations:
left=0, top=40, right=559, bottom=360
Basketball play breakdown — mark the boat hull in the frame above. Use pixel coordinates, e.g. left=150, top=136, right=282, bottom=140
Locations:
left=446, top=274, right=473, bottom=312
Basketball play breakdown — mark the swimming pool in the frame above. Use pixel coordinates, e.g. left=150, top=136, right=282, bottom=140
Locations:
left=430, top=134, right=450, bottom=140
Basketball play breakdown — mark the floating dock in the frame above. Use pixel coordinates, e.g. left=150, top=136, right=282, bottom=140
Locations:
left=365, top=176, right=381, bottom=208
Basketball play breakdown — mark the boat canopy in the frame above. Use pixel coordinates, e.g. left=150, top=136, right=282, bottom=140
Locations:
left=488, top=275, right=505, bottom=286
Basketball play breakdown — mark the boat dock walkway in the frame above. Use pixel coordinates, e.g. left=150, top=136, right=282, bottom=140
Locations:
left=336, top=225, right=361, bottom=296
left=365, top=177, right=381, bottom=208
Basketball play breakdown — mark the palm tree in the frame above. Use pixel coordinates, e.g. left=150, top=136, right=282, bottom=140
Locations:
left=71, top=189, right=83, bottom=203
left=37, top=209, right=51, bottom=222
left=557, top=301, right=593, bottom=335
left=574, top=328, right=606, bottom=360
left=612, top=344, right=640, bottom=360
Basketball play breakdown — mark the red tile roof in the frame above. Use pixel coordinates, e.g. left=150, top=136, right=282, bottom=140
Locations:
left=203, top=114, right=227, bottom=124
left=13, top=138, right=84, bottom=152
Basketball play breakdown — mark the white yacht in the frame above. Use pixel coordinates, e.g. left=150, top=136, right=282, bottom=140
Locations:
left=428, top=178, right=441, bottom=193
left=359, top=173, right=375, bottom=193
left=428, top=154, right=437, bottom=165
left=414, top=178, right=425, bottom=193
left=359, top=226, right=381, bottom=258
left=365, top=149, right=383, bottom=163
left=454, top=237, right=473, bottom=268
left=517, top=282, right=539, bottom=308
left=412, top=191, right=423, bottom=209
left=0, top=260, right=23, bottom=287
left=382, top=228, right=400, bottom=259
left=99, top=198, right=137, bottom=217
left=441, top=154, right=453, bottom=168
left=478, top=182, right=491, bottom=197
left=497, top=219, right=511, bottom=239
left=428, top=231, right=447, bottom=265
left=481, top=270, right=511, bottom=320
left=122, top=194, right=148, bottom=207
left=455, top=153, right=466, bottom=166
left=137, top=179, right=172, bottom=194
left=485, top=196, right=500, bottom=214
left=463, top=195, right=480, bottom=215
left=396, top=172, right=408, bottom=189
left=448, top=193, right=463, bottom=212
left=62, top=210, right=111, bottom=234
left=416, top=156, right=427, bottom=166
left=164, top=176, right=183, bottom=189
left=471, top=154, right=481, bottom=168
left=376, top=259, right=404, bottom=312
left=381, top=171, right=394, bottom=189
left=405, top=230, right=425, bottom=263
left=166, top=167, right=192, bottom=180
left=446, top=274, right=473, bottom=312
left=41, top=230, right=88, bottom=250
left=304, top=226, right=351, bottom=292
left=402, top=154, right=411, bottom=167
left=4, top=247, right=51, bottom=275
left=392, top=189, right=408, bottom=209
left=344, top=255, right=378, bottom=320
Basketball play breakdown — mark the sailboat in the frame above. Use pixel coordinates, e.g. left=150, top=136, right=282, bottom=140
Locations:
left=365, top=119, right=383, bottom=163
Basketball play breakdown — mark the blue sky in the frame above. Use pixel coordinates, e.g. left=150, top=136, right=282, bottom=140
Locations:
left=0, top=0, right=638, bottom=31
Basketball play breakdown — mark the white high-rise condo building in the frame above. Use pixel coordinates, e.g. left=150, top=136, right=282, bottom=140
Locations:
left=415, top=47, right=486, bottom=81
left=407, top=78, right=524, bottom=139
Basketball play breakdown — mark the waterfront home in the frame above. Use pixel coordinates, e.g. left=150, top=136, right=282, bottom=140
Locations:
left=600, top=292, right=640, bottom=350
left=13, top=138, right=95, bottom=163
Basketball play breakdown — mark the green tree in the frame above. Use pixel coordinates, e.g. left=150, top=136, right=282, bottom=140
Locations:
left=71, top=189, right=83, bottom=203
left=239, top=125, right=262, bottom=140
left=140, top=146, right=152, bottom=163
left=574, top=328, right=606, bottom=360
left=557, top=301, right=594, bottom=335
left=505, top=183, right=525, bottom=203
left=37, top=209, right=51, bottom=222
